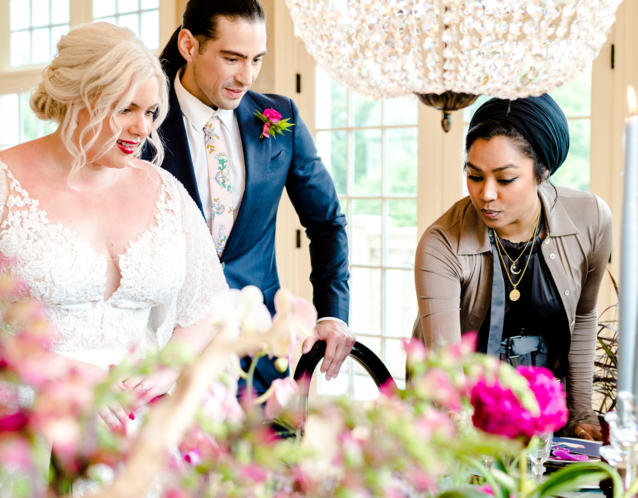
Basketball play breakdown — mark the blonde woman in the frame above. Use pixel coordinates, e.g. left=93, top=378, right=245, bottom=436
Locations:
left=0, top=22, right=227, bottom=434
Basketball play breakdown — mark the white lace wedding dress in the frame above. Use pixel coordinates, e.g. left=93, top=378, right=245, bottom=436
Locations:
left=0, top=159, right=228, bottom=496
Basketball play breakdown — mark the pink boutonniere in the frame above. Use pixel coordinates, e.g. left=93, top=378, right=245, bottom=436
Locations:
left=254, top=108, right=294, bottom=139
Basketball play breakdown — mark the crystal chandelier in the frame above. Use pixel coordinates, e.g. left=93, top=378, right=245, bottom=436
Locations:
left=286, top=0, right=622, bottom=130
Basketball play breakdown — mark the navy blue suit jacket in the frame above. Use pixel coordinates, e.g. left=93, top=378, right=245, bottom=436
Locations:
left=144, top=85, right=349, bottom=388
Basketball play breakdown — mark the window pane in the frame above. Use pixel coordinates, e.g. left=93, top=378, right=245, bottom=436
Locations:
left=140, top=10, right=159, bottom=50
left=384, top=97, right=418, bottom=126
left=353, top=374, right=379, bottom=401
left=340, top=198, right=348, bottom=223
left=141, top=0, right=159, bottom=8
left=11, top=31, right=31, bottom=67
left=384, top=339, right=408, bottom=381
left=118, top=13, right=139, bottom=38
left=32, top=0, right=50, bottom=28
left=21, top=94, right=38, bottom=142
left=551, top=67, right=592, bottom=118
left=317, top=359, right=350, bottom=396
left=32, top=27, right=51, bottom=64
left=354, top=92, right=381, bottom=127
left=386, top=200, right=417, bottom=267
left=551, top=119, right=590, bottom=191
left=352, top=200, right=381, bottom=265
left=11, top=0, right=31, bottom=31
left=350, top=267, right=381, bottom=335
left=51, top=0, right=70, bottom=25
left=118, top=0, right=138, bottom=14
left=463, top=94, right=490, bottom=123
left=316, top=67, right=347, bottom=129
left=316, top=130, right=347, bottom=195
left=51, top=24, right=69, bottom=54
left=0, top=95, right=20, bottom=147
left=386, top=127, right=417, bottom=195
left=100, top=16, right=117, bottom=25
left=385, top=270, right=418, bottom=338
left=354, top=129, right=381, bottom=195
left=353, top=336, right=380, bottom=376
left=93, top=0, right=116, bottom=18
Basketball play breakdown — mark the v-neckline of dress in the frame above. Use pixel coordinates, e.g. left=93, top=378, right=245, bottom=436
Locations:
left=0, top=158, right=166, bottom=303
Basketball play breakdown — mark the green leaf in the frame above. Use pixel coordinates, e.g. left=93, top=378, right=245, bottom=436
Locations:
left=538, top=462, right=621, bottom=498
left=458, top=456, right=507, bottom=498
left=491, top=468, right=519, bottom=494
left=598, top=337, right=618, bottom=367
left=253, top=110, right=268, bottom=123
left=437, top=488, right=493, bottom=498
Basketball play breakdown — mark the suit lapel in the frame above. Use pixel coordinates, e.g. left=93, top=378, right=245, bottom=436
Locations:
left=161, top=86, right=204, bottom=215
left=222, top=93, right=271, bottom=260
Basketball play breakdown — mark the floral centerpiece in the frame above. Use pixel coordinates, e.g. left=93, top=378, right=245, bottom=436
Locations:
left=0, top=264, right=625, bottom=498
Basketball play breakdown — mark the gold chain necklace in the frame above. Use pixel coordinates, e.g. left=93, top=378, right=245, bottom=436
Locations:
left=495, top=229, right=533, bottom=275
left=494, top=209, right=541, bottom=302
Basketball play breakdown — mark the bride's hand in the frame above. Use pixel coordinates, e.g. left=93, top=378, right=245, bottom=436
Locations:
left=73, top=362, right=132, bottom=432
left=123, top=368, right=180, bottom=412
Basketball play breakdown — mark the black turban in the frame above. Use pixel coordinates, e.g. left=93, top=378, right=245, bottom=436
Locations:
left=468, top=94, right=570, bottom=174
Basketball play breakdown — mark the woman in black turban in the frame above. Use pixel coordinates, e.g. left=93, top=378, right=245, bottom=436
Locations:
left=412, top=94, right=612, bottom=440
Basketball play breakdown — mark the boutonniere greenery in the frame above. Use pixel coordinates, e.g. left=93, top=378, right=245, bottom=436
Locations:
left=254, top=108, right=295, bottom=139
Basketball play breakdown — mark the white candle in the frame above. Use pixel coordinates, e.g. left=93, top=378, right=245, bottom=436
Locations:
left=621, top=86, right=638, bottom=396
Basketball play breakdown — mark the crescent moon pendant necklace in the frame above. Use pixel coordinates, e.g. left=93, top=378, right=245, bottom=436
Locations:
left=494, top=207, right=542, bottom=302
left=510, top=264, right=521, bottom=275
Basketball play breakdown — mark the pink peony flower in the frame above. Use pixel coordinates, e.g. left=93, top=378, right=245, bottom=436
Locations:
left=471, top=365, right=568, bottom=438
left=517, top=366, right=569, bottom=434
left=262, top=122, right=271, bottom=138
left=264, top=377, right=300, bottom=419
left=262, top=108, right=282, bottom=124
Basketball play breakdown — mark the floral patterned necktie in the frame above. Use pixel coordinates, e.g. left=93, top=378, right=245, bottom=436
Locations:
left=203, top=115, right=233, bottom=257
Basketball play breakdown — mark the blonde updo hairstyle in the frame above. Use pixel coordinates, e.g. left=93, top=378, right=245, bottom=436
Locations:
left=30, top=22, right=168, bottom=177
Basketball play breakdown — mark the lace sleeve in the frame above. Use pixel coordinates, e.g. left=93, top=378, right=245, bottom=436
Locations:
left=168, top=174, right=229, bottom=329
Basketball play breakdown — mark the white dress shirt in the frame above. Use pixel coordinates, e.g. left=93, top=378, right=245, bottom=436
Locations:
left=173, top=72, right=346, bottom=328
left=174, top=73, right=246, bottom=230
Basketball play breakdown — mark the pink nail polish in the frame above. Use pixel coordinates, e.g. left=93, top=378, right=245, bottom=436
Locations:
left=129, top=413, right=135, bottom=421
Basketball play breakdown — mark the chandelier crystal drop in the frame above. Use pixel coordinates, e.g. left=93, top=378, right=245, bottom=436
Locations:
left=286, top=0, right=621, bottom=114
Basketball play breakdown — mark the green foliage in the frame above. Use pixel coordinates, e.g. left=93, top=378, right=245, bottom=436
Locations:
left=538, top=462, right=621, bottom=498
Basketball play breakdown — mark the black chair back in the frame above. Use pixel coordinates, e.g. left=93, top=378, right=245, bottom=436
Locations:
left=293, top=340, right=397, bottom=427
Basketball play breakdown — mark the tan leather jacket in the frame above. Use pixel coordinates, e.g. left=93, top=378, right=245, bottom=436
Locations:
left=413, top=185, right=613, bottom=432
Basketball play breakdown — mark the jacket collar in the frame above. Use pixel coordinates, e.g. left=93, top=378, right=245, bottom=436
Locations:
left=457, top=185, right=579, bottom=256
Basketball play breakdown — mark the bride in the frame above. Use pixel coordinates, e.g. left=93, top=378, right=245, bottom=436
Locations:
left=0, top=21, right=227, bottom=439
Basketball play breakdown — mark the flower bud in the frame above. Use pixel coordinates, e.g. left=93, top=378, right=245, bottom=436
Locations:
left=275, top=358, right=289, bottom=372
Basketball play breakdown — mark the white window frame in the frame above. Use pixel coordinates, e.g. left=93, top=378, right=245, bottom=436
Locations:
left=0, top=0, right=178, bottom=96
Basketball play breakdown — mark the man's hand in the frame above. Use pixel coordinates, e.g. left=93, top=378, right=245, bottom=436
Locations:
left=302, top=321, right=356, bottom=380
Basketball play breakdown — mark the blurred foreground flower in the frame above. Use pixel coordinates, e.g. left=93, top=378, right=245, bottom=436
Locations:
left=471, top=365, right=568, bottom=438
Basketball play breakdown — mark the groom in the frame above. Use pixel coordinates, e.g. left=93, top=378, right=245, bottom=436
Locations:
left=146, top=0, right=354, bottom=395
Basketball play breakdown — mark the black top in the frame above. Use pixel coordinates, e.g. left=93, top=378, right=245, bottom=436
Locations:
left=478, top=213, right=570, bottom=374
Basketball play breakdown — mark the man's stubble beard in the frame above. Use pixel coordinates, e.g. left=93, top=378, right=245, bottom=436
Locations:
left=192, top=63, right=243, bottom=111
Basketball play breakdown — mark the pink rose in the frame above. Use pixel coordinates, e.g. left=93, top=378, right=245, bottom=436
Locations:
left=262, top=122, right=271, bottom=138
left=262, top=108, right=282, bottom=124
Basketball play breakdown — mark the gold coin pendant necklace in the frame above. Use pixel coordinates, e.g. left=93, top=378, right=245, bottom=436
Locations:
left=494, top=208, right=541, bottom=302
